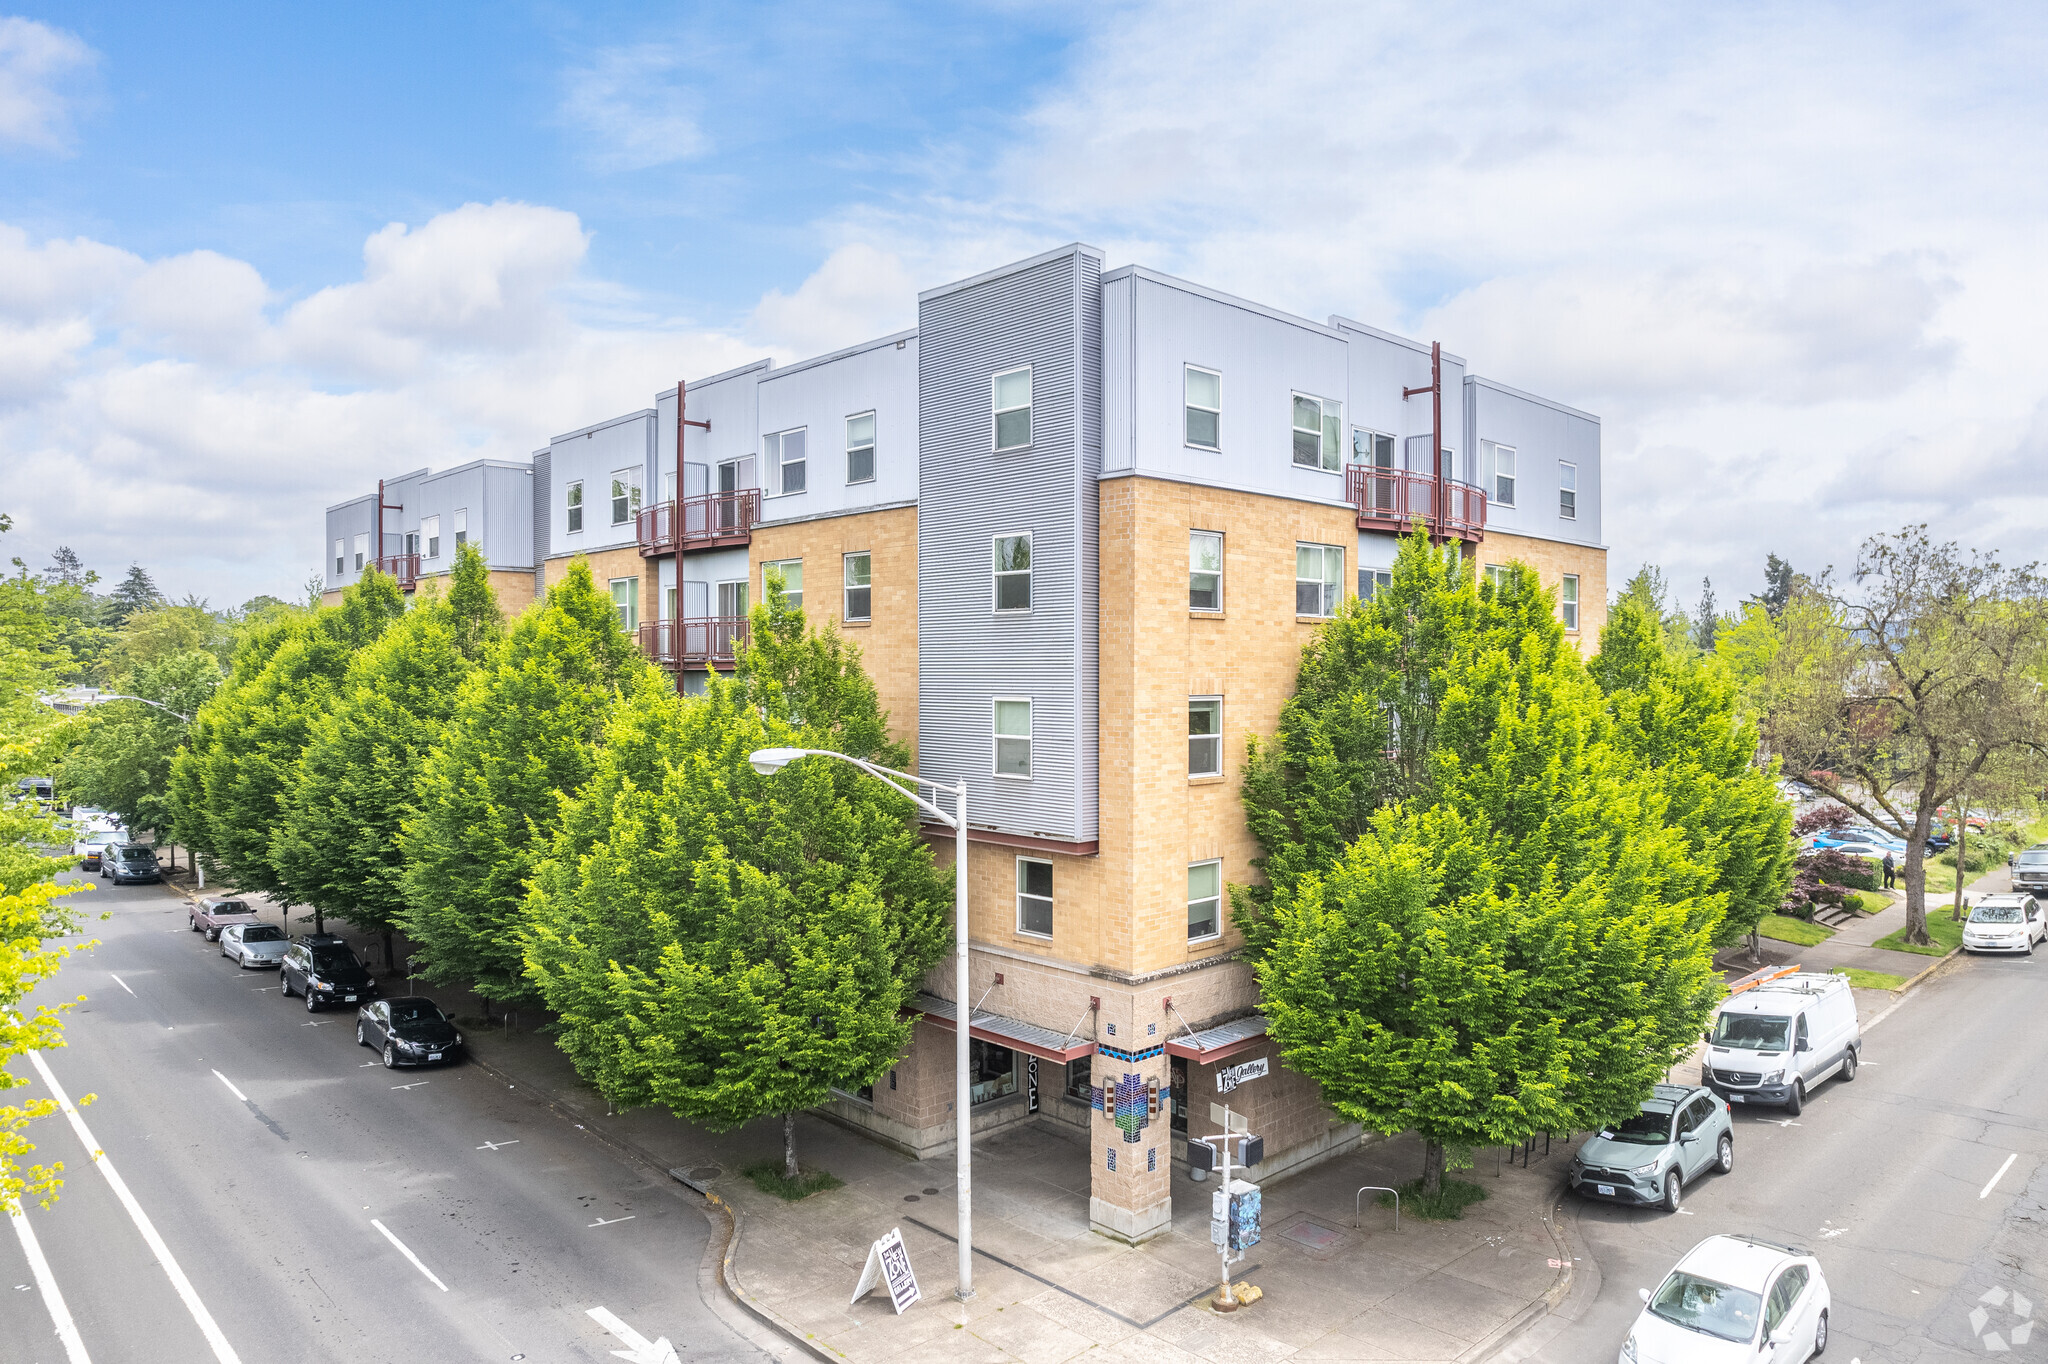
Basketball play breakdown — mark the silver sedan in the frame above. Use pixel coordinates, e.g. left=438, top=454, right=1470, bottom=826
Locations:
left=221, top=922, right=288, bottom=968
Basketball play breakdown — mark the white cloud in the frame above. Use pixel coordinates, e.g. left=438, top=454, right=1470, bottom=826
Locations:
left=120, top=251, right=273, bottom=364
left=748, top=244, right=918, bottom=358
left=0, top=16, right=95, bottom=154
left=559, top=45, right=708, bottom=173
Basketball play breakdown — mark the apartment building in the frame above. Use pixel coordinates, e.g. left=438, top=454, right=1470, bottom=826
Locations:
left=318, top=244, right=1605, bottom=1244
left=320, top=459, right=537, bottom=615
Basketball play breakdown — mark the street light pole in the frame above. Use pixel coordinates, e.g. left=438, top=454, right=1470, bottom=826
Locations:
left=748, top=747, right=974, bottom=1300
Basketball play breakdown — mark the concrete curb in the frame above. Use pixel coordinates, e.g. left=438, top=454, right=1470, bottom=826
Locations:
left=1457, top=1179, right=1575, bottom=1364
left=1862, top=943, right=1963, bottom=1031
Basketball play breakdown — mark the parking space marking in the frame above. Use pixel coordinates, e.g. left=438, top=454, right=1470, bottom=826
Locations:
left=212, top=1070, right=248, bottom=1102
left=477, top=1140, right=520, bottom=1151
left=1981, top=1152, right=2019, bottom=1200
left=588, top=1215, right=637, bottom=1228
left=111, top=974, right=134, bottom=996
left=370, top=1219, right=449, bottom=1292
left=391, top=1081, right=430, bottom=1091
left=6, top=1198, right=91, bottom=1363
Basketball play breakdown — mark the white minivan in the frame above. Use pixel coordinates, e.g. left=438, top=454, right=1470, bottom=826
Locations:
left=1703, top=973, right=1860, bottom=1117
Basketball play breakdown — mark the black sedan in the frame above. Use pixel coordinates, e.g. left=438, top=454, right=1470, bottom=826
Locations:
left=355, top=996, right=463, bottom=1068
left=102, top=843, right=163, bottom=885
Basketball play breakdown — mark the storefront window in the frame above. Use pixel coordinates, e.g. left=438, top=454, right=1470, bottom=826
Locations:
left=969, top=1039, right=1018, bottom=1105
left=1064, top=1057, right=1092, bottom=1102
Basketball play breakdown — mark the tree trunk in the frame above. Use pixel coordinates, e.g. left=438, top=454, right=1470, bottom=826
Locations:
left=784, top=1112, right=799, bottom=1181
left=1952, top=812, right=1969, bottom=922
left=1902, top=782, right=1937, bottom=946
left=381, top=929, right=397, bottom=975
left=313, top=908, right=324, bottom=935
left=1420, top=1138, right=1445, bottom=1198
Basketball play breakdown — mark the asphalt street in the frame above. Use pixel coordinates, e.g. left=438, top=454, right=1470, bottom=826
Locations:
left=1, top=869, right=770, bottom=1364
left=1514, top=947, right=2048, bottom=1363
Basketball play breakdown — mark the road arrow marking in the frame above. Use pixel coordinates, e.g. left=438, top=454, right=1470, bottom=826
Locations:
left=588, top=1215, right=637, bottom=1228
left=586, top=1306, right=680, bottom=1363
left=477, top=1140, right=520, bottom=1151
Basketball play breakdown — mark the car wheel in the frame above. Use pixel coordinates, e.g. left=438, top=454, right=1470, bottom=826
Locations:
left=1814, top=1308, right=1828, bottom=1355
left=382, top=1042, right=397, bottom=1069
left=356, top=1021, right=367, bottom=1046
left=1716, top=1133, right=1734, bottom=1175
left=219, top=942, right=227, bottom=957
left=1785, top=1080, right=1804, bottom=1117
left=189, top=917, right=200, bottom=933
left=1662, top=1169, right=1682, bottom=1213
left=305, top=987, right=319, bottom=1013
left=1841, top=1050, right=1857, bottom=1082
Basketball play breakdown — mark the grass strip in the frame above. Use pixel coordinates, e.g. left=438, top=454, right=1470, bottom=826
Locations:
left=1874, top=911, right=1964, bottom=957
left=1755, top=914, right=1834, bottom=947
left=1381, top=1177, right=1488, bottom=1221
left=1831, top=967, right=1909, bottom=990
left=741, top=1161, right=846, bottom=1201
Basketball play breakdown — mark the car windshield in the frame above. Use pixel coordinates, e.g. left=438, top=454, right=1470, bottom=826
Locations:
left=1971, top=905, right=2024, bottom=924
left=2018, top=852, right=2048, bottom=867
left=391, top=1003, right=445, bottom=1023
left=242, top=925, right=284, bottom=942
left=211, top=902, right=251, bottom=914
left=310, top=949, right=360, bottom=971
left=1713, top=1014, right=1790, bottom=1051
left=1600, top=1110, right=1673, bottom=1145
left=1649, top=1270, right=1762, bottom=1343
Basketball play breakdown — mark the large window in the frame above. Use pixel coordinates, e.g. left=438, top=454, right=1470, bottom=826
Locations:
left=993, top=534, right=1032, bottom=611
left=1358, top=568, right=1392, bottom=600
left=566, top=481, right=584, bottom=534
left=717, top=580, right=748, bottom=618
left=994, top=698, right=1032, bottom=778
left=1189, top=531, right=1222, bottom=611
left=453, top=508, right=468, bottom=549
left=1561, top=574, right=1580, bottom=631
left=763, top=559, right=802, bottom=611
left=969, top=1039, right=1017, bottom=1105
left=1188, top=861, right=1222, bottom=941
left=1184, top=366, right=1220, bottom=449
left=1188, top=698, right=1222, bottom=777
left=1483, top=563, right=1513, bottom=592
left=765, top=429, right=807, bottom=496
left=846, top=412, right=875, bottom=484
left=1016, top=858, right=1053, bottom=937
left=1064, top=1057, right=1092, bottom=1102
left=1559, top=462, right=1577, bottom=520
left=1296, top=542, right=1343, bottom=617
left=609, top=577, right=638, bottom=632
left=1292, top=393, right=1343, bottom=471
left=353, top=533, right=367, bottom=570
left=993, top=367, right=1032, bottom=450
left=422, top=515, right=441, bottom=560
left=843, top=553, right=871, bottom=621
left=610, top=468, right=641, bottom=526
left=1488, top=444, right=1517, bottom=507
left=333, top=539, right=345, bottom=576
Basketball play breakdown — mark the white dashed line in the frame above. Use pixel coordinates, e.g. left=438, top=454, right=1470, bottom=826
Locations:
left=111, top=974, right=134, bottom=996
left=6, top=1199, right=91, bottom=1362
left=371, top=1219, right=449, bottom=1292
left=211, top=1071, right=248, bottom=1103
left=1982, top=1153, right=2019, bottom=1200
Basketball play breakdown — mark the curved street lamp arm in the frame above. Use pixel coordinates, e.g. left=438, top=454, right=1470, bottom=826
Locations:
left=829, top=753, right=961, bottom=829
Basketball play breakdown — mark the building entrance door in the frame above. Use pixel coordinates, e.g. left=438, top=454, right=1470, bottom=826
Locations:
left=1169, top=1057, right=1189, bottom=1134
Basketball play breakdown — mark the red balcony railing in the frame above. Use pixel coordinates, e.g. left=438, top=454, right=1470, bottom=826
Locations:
left=1344, top=467, right=1486, bottom=543
left=637, top=489, right=762, bottom=556
left=372, top=552, right=421, bottom=589
left=637, top=617, right=749, bottom=669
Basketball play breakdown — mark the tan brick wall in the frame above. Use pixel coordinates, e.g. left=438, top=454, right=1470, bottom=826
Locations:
left=543, top=546, right=649, bottom=604
left=328, top=569, right=538, bottom=620
left=319, top=590, right=342, bottom=609
left=749, top=506, right=919, bottom=751
left=1477, top=530, right=1609, bottom=653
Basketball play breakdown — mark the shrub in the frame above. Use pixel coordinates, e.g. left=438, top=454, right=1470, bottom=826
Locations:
left=1794, top=804, right=1855, bottom=838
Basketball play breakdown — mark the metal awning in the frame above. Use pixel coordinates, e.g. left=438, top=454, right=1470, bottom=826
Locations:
left=1164, top=1013, right=1269, bottom=1064
left=911, top=993, right=1097, bottom=1064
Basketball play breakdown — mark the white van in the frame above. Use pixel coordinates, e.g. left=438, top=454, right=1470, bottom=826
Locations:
left=1703, top=973, right=1861, bottom=1117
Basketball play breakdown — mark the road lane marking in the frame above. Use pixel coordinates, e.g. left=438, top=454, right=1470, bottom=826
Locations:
left=391, top=1081, right=429, bottom=1091
left=589, top=1215, right=637, bottom=1228
left=212, top=1070, right=248, bottom=1103
left=587, top=1305, right=680, bottom=1364
left=111, top=974, right=134, bottom=996
left=6, top=1199, right=92, bottom=1363
left=27, top=1049, right=244, bottom=1363
left=299, top=1021, right=326, bottom=1027
left=477, top=1140, right=520, bottom=1151
left=371, top=1219, right=449, bottom=1292
left=1981, top=1153, right=2019, bottom=1200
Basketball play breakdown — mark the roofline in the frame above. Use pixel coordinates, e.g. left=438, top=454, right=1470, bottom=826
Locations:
left=549, top=408, right=657, bottom=445
left=1467, top=373, right=1601, bottom=424
left=1328, top=315, right=1468, bottom=369
left=669, top=357, right=773, bottom=397
left=919, top=242, right=1104, bottom=305
left=761, top=327, right=917, bottom=383
left=1109, top=264, right=1344, bottom=343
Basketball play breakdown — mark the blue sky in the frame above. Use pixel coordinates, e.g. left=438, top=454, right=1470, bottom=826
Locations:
left=4, top=2, right=2045, bottom=607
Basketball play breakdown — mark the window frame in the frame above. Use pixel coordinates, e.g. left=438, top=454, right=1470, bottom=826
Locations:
left=1358, top=568, right=1392, bottom=600
left=1184, top=364, right=1221, bottom=450
left=992, top=532, right=1032, bottom=614
left=566, top=480, right=584, bottom=534
left=1188, top=696, right=1222, bottom=778
left=1295, top=541, right=1344, bottom=618
left=1561, top=573, right=1580, bottom=631
left=453, top=507, right=468, bottom=548
left=422, top=514, right=441, bottom=560
left=845, top=410, right=876, bottom=485
left=1490, top=443, right=1518, bottom=508
left=842, top=552, right=871, bottom=622
left=1189, top=530, right=1222, bottom=612
left=1290, top=391, right=1344, bottom=472
left=1483, top=563, right=1513, bottom=592
left=352, top=533, right=367, bottom=570
left=993, top=697, right=1033, bottom=780
left=609, top=468, right=641, bottom=526
left=1559, top=461, right=1578, bottom=520
left=334, top=538, right=345, bottom=576
left=992, top=366, right=1032, bottom=451
left=1187, top=860, right=1223, bottom=943
left=1015, top=856, right=1053, bottom=939
left=764, top=427, right=809, bottom=497
left=762, top=558, right=803, bottom=612
left=608, top=576, right=639, bottom=632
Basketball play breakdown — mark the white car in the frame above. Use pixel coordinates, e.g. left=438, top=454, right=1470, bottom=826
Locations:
left=1621, top=1234, right=1830, bottom=1363
left=1961, top=894, right=2045, bottom=955
left=220, top=922, right=289, bottom=968
left=71, top=829, right=119, bottom=870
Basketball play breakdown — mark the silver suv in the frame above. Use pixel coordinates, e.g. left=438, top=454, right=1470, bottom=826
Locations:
left=1568, top=1083, right=1734, bottom=1213
left=2013, top=844, right=2048, bottom=896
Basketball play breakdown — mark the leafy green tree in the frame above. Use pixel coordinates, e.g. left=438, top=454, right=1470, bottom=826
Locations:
left=58, top=651, right=221, bottom=838
left=523, top=585, right=949, bottom=1179
left=400, top=559, right=641, bottom=1004
left=103, top=564, right=162, bottom=630
left=1693, top=578, right=1718, bottom=653
left=107, top=603, right=234, bottom=676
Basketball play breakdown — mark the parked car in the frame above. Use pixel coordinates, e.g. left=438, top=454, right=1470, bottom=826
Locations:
left=1961, top=894, right=2045, bottom=955
left=1814, top=840, right=1888, bottom=860
left=101, top=842, right=162, bottom=885
left=1811, top=827, right=1903, bottom=854
left=2011, top=844, right=2048, bottom=895
left=72, top=830, right=119, bottom=871
left=189, top=897, right=259, bottom=941
left=1621, top=1233, right=1831, bottom=1363
left=220, top=922, right=289, bottom=968
left=1703, top=972, right=1860, bottom=1116
left=355, top=996, right=463, bottom=1068
left=278, top=935, right=379, bottom=1011
left=1568, top=1083, right=1734, bottom=1213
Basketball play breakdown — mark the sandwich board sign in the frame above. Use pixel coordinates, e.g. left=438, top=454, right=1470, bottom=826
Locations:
left=850, top=1226, right=921, bottom=1313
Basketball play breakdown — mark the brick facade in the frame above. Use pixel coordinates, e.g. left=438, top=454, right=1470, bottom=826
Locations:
left=1477, top=528, right=1610, bottom=652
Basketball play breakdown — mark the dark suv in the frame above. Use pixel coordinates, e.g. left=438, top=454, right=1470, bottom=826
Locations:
left=278, top=935, right=379, bottom=1012
left=102, top=843, right=162, bottom=885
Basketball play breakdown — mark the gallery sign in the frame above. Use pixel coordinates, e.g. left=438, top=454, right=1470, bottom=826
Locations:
left=1215, top=1057, right=1269, bottom=1094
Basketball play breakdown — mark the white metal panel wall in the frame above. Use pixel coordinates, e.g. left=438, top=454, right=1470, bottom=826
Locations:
left=655, top=362, right=767, bottom=499
left=478, top=463, right=534, bottom=569
left=323, top=495, right=377, bottom=591
left=546, top=411, right=657, bottom=557
left=755, top=331, right=919, bottom=520
left=1466, top=377, right=1603, bottom=548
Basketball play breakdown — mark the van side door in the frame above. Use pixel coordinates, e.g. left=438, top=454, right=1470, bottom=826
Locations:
left=1793, top=1012, right=1815, bottom=1083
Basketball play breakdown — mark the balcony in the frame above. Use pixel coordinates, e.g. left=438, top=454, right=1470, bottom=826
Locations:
left=1345, top=467, right=1486, bottom=543
left=637, top=617, right=749, bottom=670
left=637, top=489, right=762, bottom=556
left=372, top=552, right=421, bottom=590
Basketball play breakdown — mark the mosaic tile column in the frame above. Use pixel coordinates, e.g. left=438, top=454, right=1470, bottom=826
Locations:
left=1086, top=1039, right=1173, bottom=1243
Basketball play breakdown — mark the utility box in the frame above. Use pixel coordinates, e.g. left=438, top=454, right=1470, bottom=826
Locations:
left=1210, top=1179, right=1261, bottom=1251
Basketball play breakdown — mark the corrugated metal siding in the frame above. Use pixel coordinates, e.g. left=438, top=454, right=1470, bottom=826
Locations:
left=1102, top=273, right=1135, bottom=472
left=917, top=246, right=1102, bottom=843
left=531, top=450, right=551, bottom=597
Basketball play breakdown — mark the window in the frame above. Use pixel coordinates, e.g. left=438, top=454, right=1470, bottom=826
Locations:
left=1064, top=1057, right=1092, bottom=1102
left=333, top=539, right=345, bottom=576
left=843, top=553, right=871, bottom=621
left=453, top=508, right=468, bottom=548
left=846, top=412, right=875, bottom=484
left=610, top=468, right=641, bottom=526
left=1291, top=392, right=1343, bottom=471
left=1016, top=858, right=1053, bottom=937
left=403, top=530, right=420, bottom=557
left=1295, top=542, right=1343, bottom=616
left=609, top=577, right=639, bottom=632
left=1189, top=531, right=1222, bottom=611
left=1559, top=461, right=1577, bottom=520
left=765, top=428, right=807, bottom=496
left=762, top=559, right=802, bottom=612
left=994, top=698, right=1032, bottom=778
left=353, top=533, right=367, bottom=570
left=1351, top=429, right=1395, bottom=468
left=993, top=366, right=1032, bottom=450
left=1359, top=568, right=1392, bottom=599
left=1483, top=563, right=1513, bottom=592
left=1560, top=574, right=1580, bottom=631
left=422, top=515, right=441, bottom=559
left=1188, top=698, right=1221, bottom=777
left=659, top=470, right=675, bottom=504
left=716, top=581, right=748, bottom=617
left=1764, top=1267, right=1809, bottom=1335
left=969, top=1039, right=1017, bottom=1105
left=566, top=481, right=584, bottom=534
left=1489, top=444, right=1517, bottom=507
left=1188, top=861, right=1222, bottom=941
left=1184, top=366, right=1220, bottom=448
left=993, top=534, right=1032, bottom=611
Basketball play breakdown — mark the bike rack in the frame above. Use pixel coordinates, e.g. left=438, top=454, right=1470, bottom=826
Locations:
left=1355, top=1185, right=1400, bottom=1232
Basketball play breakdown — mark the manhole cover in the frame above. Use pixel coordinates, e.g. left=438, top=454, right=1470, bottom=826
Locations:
left=904, top=1194, right=921, bottom=1202
left=922, top=1187, right=940, bottom=1195
left=688, top=1165, right=721, bottom=1182
left=1278, top=1220, right=1347, bottom=1252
